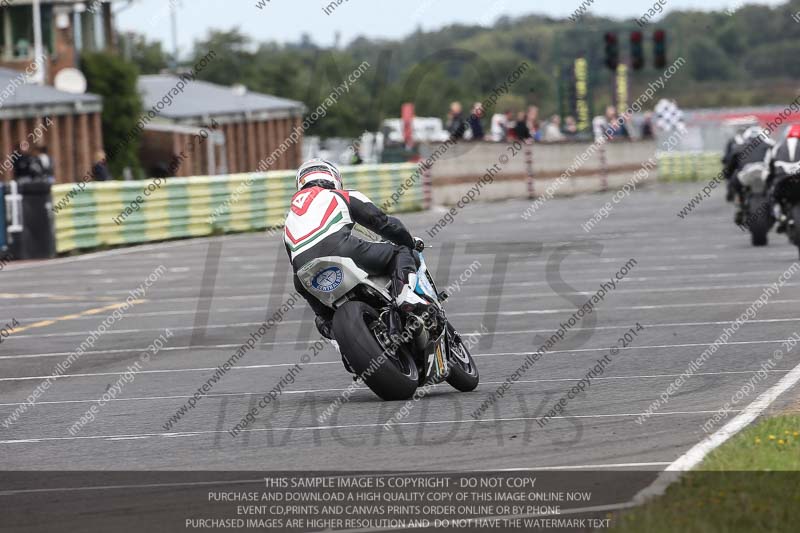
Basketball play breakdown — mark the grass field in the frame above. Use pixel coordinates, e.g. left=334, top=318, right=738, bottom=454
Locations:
left=611, top=414, right=800, bottom=533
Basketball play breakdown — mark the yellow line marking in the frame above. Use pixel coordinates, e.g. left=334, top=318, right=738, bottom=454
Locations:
left=0, top=293, right=118, bottom=302
left=12, top=300, right=147, bottom=335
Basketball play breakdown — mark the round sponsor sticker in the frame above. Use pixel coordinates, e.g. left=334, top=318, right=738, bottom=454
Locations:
left=311, top=266, right=344, bottom=293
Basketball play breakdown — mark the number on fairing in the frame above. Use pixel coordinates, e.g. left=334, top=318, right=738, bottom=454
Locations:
left=292, top=191, right=312, bottom=209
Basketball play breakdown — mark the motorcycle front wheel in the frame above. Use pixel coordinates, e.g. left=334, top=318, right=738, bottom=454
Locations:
left=332, top=301, right=418, bottom=401
left=444, top=322, right=479, bottom=393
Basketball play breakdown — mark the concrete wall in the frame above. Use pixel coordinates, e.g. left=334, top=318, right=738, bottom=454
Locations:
left=420, top=140, right=658, bottom=205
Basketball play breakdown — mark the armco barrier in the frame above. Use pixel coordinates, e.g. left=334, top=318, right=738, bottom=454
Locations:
left=51, top=163, right=423, bottom=253
left=657, top=151, right=720, bottom=181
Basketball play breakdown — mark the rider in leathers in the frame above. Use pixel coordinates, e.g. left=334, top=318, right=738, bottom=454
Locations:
left=283, top=159, right=426, bottom=369
left=768, top=124, right=800, bottom=234
left=724, top=126, right=775, bottom=226
left=722, top=128, right=747, bottom=202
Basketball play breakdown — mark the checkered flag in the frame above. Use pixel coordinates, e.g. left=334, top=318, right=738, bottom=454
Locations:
left=655, top=99, right=685, bottom=132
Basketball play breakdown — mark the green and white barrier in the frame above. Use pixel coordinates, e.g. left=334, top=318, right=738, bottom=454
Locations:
left=658, top=151, right=721, bottom=182
left=52, top=163, right=424, bottom=254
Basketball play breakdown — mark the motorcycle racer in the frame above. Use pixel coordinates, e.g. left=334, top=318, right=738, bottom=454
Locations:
left=768, top=124, right=800, bottom=234
left=724, top=126, right=774, bottom=226
left=283, top=159, right=426, bottom=363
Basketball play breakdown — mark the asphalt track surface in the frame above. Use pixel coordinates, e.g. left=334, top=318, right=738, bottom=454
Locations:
left=2, top=181, right=800, bottom=529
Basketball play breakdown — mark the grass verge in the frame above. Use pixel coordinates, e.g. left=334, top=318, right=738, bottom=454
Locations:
left=611, top=414, right=800, bottom=532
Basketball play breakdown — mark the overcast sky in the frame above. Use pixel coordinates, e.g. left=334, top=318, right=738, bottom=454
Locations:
left=116, top=0, right=787, bottom=56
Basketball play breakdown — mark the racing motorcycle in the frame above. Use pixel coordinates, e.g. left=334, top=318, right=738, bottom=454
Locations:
left=736, top=161, right=774, bottom=246
left=771, top=161, right=800, bottom=259
left=296, top=240, right=479, bottom=401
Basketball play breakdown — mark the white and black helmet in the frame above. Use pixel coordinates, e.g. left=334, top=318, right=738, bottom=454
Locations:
left=296, top=158, right=343, bottom=191
left=742, top=126, right=763, bottom=141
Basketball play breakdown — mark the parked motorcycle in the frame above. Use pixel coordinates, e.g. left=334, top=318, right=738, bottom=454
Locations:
left=296, top=241, right=479, bottom=401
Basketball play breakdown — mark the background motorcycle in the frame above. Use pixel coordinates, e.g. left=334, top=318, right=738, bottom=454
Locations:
left=297, top=238, right=479, bottom=401
left=771, top=165, right=800, bottom=258
left=736, top=162, right=774, bottom=246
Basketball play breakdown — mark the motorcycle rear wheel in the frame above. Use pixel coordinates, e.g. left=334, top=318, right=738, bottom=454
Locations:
left=791, top=205, right=800, bottom=259
left=746, top=193, right=772, bottom=247
left=332, top=301, right=418, bottom=401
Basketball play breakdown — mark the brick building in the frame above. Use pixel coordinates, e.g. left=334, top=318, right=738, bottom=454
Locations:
left=1, top=0, right=116, bottom=84
left=0, top=66, right=102, bottom=183
left=137, top=75, right=306, bottom=177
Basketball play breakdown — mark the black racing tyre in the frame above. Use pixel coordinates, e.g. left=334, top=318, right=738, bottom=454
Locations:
left=746, top=193, right=772, bottom=247
left=332, top=301, right=418, bottom=401
left=444, top=322, right=479, bottom=393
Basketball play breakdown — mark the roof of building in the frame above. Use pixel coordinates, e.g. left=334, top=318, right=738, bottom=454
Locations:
left=0, top=67, right=101, bottom=111
left=138, top=75, right=305, bottom=122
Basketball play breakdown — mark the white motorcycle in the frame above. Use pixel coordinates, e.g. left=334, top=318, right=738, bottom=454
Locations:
left=297, top=242, right=479, bottom=401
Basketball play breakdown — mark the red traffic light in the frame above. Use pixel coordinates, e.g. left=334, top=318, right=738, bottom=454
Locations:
left=654, top=29, right=666, bottom=42
left=631, top=31, right=643, bottom=43
left=605, top=32, right=618, bottom=44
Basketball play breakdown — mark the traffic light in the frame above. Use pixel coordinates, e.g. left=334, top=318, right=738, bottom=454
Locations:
left=604, top=32, right=619, bottom=71
left=630, top=31, right=644, bottom=70
left=654, top=29, right=667, bottom=68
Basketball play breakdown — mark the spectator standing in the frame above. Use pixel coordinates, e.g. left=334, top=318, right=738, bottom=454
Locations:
left=446, top=101, right=467, bottom=140
left=503, top=110, right=516, bottom=140
left=641, top=111, right=654, bottom=139
left=564, top=116, right=579, bottom=137
left=36, top=146, right=54, bottom=183
left=542, top=115, right=566, bottom=142
left=489, top=112, right=508, bottom=142
left=468, top=102, right=485, bottom=141
left=603, top=105, right=630, bottom=140
left=13, top=144, right=43, bottom=182
left=513, top=111, right=531, bottom=142
left=526, top=106, right=541, bottom=142
left=92, top=151, right=111, bottom=182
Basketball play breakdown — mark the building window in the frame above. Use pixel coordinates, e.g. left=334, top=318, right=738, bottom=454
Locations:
left=1, top=5, right=54, bottom=60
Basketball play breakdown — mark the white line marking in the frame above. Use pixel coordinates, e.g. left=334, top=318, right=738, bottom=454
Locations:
left=0, top=370, right=789, bottom=406
left=8, top=316, right=800, bottom=341
left=0, top=409, right=738, bottom=446
left=632, top=350, right=800, bottom=505
left=9, top=298, right=800, bottom=324
left=0, top=337, right=792, bottom=368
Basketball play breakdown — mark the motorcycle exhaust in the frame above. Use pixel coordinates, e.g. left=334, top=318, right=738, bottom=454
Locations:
left=406, top=314, right=429, bottom=351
